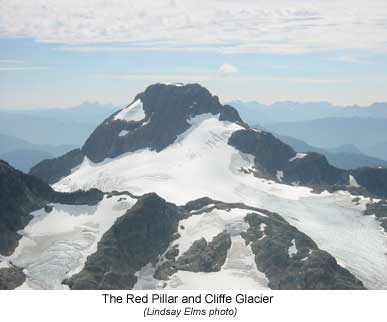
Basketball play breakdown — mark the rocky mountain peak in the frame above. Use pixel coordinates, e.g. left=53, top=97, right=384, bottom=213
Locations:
left=81, top=83, right=245, bottom=163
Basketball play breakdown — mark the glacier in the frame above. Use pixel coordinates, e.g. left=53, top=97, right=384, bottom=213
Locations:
left=7, top=195, right=135, bottom=289
left=50, top=113, right=387, bottom=289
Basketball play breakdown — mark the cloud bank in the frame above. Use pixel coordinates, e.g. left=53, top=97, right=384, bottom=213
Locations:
left=1, top=0, right=387, bottom=54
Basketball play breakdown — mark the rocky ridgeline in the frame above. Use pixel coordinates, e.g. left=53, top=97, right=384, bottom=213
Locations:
left=242, top=211, right=365, bottom=289
left=229, top=128, right=387, bottom=198
left=64, top=193, right=182, bottom=289
left=364, top=200, right=387, bottom=234
left=64, top=195, right=366, bottom=290
left=30, top=149, right=84, bottom=185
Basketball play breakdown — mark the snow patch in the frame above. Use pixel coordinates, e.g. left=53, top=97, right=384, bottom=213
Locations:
left=132, top=263, right=163, bottom=290
left=118, top=130, right=129, bottom=137
left=289, top=153, right=307, bottom=162
left=161, top=82, right=185, bottom=87
left=258, top=223, right=267, bottom=241
left=0, top=257, right=9, bottom=269
left=165, top=236, right=269, bottom=290
left=288, top=239, right=297, bottom=257
left=349, top=175, right=361, bottom=188
left=301, top=250, right=312, bottom=261
left=174, top=208, right=252, bottom=256
left=276, top=170, right=284, bottom=182
left=114, top=99, right=145, bottom=122
left=190, top=203, right=216, bottom=213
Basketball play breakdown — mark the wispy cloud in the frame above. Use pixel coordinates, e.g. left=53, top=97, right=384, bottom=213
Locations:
left=0, top=59, right=46, bottom=72
left=331, top=55, right=368, bottom=64
left=0, top=59, right=25, bottom=64
left=1, top=0, right=387, bottom=54
left=0, top=66, right=48, bottom=71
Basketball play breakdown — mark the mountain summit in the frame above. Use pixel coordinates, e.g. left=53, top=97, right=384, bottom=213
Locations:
left=82, top=83, right=245, bottom=163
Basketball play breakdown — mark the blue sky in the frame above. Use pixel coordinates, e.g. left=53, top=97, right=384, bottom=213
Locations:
left=1, top=0, right=387, bottom=109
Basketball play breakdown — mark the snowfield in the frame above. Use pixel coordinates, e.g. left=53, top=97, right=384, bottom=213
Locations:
left=49, top=113, right=387, bottom=289
left=132, top=207, right=271, bottom=290
left=7, top=195, right=135, bottom=290
left=164, top=208, right=270, bottom=290
left=165, top=235, right=269, bottom=290
left=0, top=256, right=9, bottom=269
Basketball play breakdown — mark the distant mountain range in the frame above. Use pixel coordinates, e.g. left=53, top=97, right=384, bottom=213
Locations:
left=229, top=100, right=387, bottom=124
left=21, top=101, right=118, bottom=125
left=0, top=133, right=76, bottom=172
left=0, top=102, right=118, bottom=146
left=274, top=134, right=387, bottom=170
left=0, top=102, right=118, bottom=171
left=230, top=101, right=387, bottom=163
left=266, top=118, right=387, bottom=161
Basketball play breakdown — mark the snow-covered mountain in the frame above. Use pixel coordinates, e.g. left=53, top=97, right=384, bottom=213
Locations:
left=1, top=83, right=387, bottom=290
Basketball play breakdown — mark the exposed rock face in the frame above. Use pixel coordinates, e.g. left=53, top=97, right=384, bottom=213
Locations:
left=228, top=129, right=296, bottom=177
left=174, top=236, right=227, bottom=272
left=144, top=197, right=365, bottom=290
left=0, top=265, right=26, bottom=290
left=352, top=168, right=387, bottom=198
left=364, top=200, right=387, bottom=233
left=0, top=160, right=104, bottom=256
left=64, top=193, right=182, bottom=289
left=0, top=160, right=53, bottom=255
left=285, top=153, right=348, bottom=186
left=53, top=188, right=104, bottom=206
left=29, top=148, right=84, bottom=184
left=155, top=231, right=231, bottom=279
left=228, top=129, right=350, bottom=188
left=82, top=83, right=246, bottom=163
left=242, top=212, right=365, bottom=290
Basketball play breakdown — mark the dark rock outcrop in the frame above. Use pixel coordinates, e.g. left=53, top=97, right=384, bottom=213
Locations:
left=82, top=83, right=246, bottom=163
left=29, top=148, right=84, bottom=184
left=0, top=265, right=26, bottom=290
left=228, top=129, right=295, bottom=177
left=242, top=212, right=365, bottom=290
left=154, top=231, right=231, bottom=279
left=64, top=193, right=182, bottom=289
left=0, top=160, right=53, bottom=255
left=364, top=200, right=387, bottom=233
left=351, top=168, right=387, bottom=199
left=285, top=153, right=348, bottom=186
left=53, top=188, right=104, bottom=206
left=228, top=129, right=350, bottom=188
left=153, top=197, right=366, bottom=290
